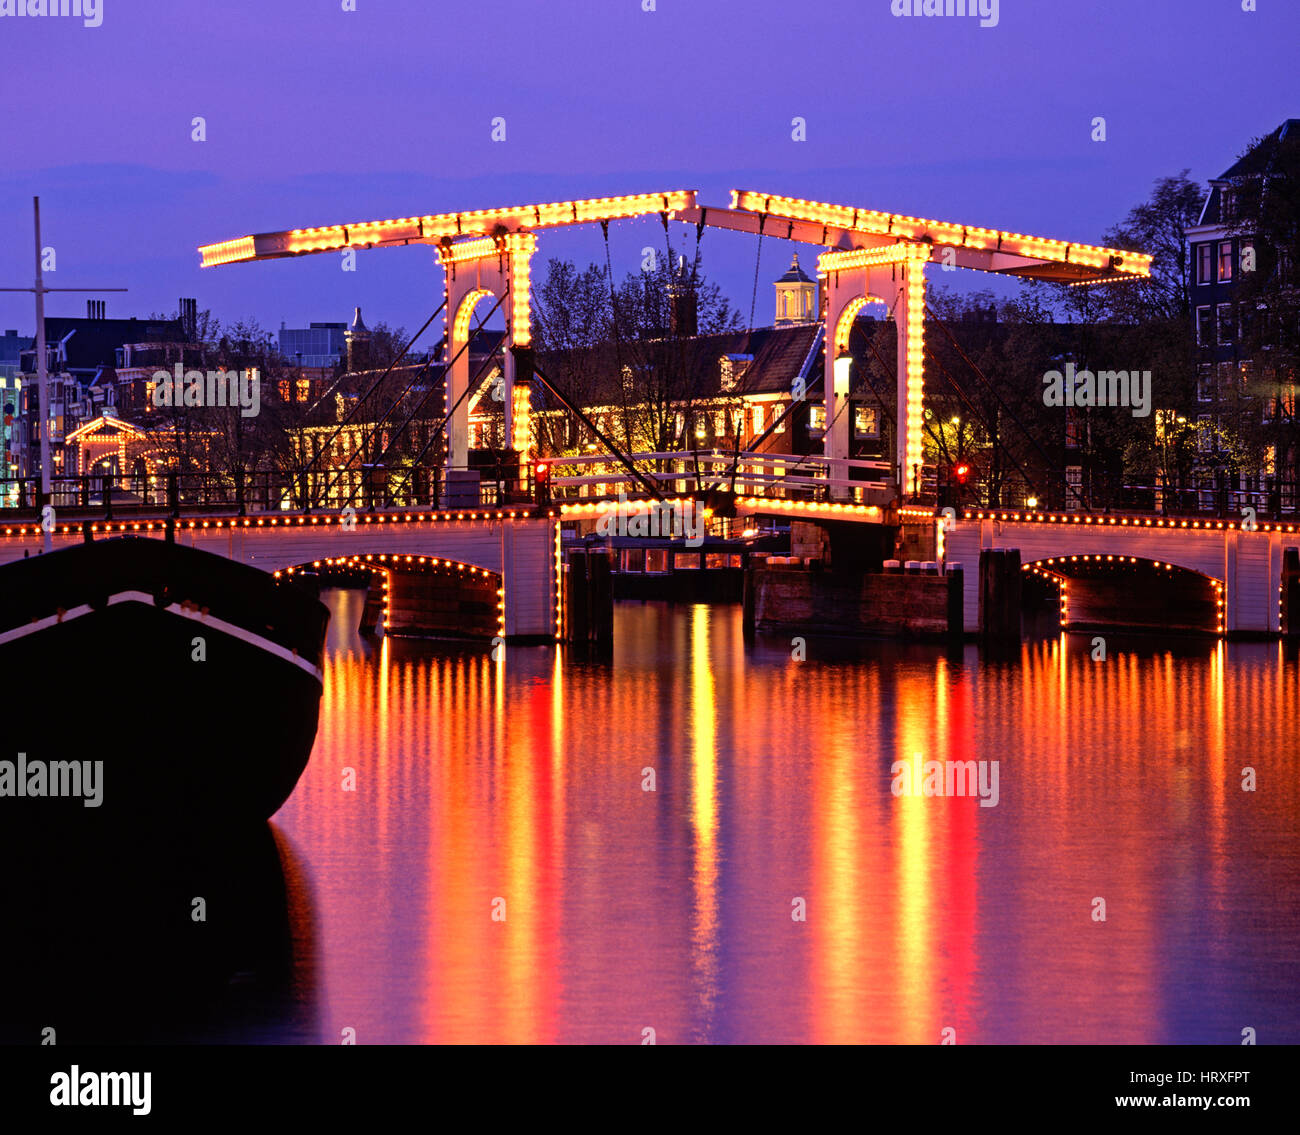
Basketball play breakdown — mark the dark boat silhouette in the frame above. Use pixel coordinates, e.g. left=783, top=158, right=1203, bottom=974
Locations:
left=0, top=536, right=329, bottom=828
left=0, top=819, right=322, bottom=1044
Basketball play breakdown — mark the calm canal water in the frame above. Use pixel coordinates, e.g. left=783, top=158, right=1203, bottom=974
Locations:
left=257, top=591, right=1300, bottom=1044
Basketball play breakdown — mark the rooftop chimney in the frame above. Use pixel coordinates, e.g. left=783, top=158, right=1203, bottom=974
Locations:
left=667, top=256, right=698, bottom=338
left=179, top=298, right=198, bottom=340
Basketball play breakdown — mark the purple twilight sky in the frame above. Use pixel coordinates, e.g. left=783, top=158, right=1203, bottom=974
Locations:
left=1, top=0, right=1297, bottom=349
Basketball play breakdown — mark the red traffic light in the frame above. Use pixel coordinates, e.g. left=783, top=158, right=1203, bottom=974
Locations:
left=953, top=463, right=971, bottom=484
left=535, top=462, right=549, bottom=480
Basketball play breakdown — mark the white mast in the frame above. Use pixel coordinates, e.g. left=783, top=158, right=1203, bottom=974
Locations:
left=1, top=197, right=127, bottom=552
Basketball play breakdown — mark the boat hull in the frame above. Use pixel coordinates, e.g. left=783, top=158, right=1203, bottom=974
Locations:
left=0, top=537, right=329, bottom=830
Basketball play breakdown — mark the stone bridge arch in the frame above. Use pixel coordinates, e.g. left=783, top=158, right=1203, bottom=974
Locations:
left=942, top=511, right=1297, bottom=635
left=1022, top=553, right=1224, bottom=635
left=279, top=552, right=504, bottom=639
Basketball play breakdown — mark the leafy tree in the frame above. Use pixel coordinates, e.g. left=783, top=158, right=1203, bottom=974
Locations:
left=1101, top=171, right=1207, bottom=321
left=530, top=251, right=743, bottom=464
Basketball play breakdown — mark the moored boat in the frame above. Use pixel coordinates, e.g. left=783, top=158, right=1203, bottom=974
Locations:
left=0, top=536, right=329, bottom=830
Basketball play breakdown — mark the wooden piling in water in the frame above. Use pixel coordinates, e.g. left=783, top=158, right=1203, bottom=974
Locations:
left=588, top=550, right=614, bottom=645
left=565, top=549, right=589, bottom=644
left=565, top=548, right=613, bottom=645
left=946, top=563, right=964, bottom=640
left=742, top=556, right=758, bottom=635
left=1283, top=547, right=1300, bottom=636
left=979, top=548, right=1022, bottom=641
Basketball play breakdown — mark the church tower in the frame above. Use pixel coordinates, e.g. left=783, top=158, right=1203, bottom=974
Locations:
left=345, top=306, right=371, bottom=372
left=774, top=254, right=816, bottom=326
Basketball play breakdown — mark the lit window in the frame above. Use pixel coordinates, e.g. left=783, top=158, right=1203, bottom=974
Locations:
left=1064, top=466, right=1082, bottom=512
left=1065, top=412, right=1083, bottom=449
left=854, top=405, right=878, bottom=438
left=720, top=358, right=736, bottom=392
left=1218, top=242, right=1234, bottom=282
left=674, top=553, right=701, bottom=570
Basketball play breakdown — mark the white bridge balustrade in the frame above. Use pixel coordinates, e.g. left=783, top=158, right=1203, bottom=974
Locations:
left=544, top=449, right=894, bottom=503
left=937, top=508, right=1300, bottom=636
left=0, top=510, right=560, bottom=639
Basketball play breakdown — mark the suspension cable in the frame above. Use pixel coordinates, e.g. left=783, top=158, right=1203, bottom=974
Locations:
left=320, top=293, right=505, bottom=506
left=384, top=337, right=507, bottom=506
left=747, top=215, right=766, bottom=332
left=532, top=361, right=663, bottom=500
left=302, top=298, right=446, bottom=478
left=364, top=295, right=511, bottom=481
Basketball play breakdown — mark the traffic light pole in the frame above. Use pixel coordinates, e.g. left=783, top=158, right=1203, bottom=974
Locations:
left=0, top=197, right=126, bottom=552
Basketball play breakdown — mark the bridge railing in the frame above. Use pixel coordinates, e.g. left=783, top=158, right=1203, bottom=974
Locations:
left=543, top=449, right=893, bottom=503
left=0, top=467, right=511, bottom=520
left=941, top=468, right=1300, bottom=520
left=1, top=448, right=899, bottom=519
left=19, top=459, right=1288, bottom=524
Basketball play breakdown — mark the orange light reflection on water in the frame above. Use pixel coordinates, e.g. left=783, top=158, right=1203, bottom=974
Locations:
left=272, top=596, right=1300, bottom=1044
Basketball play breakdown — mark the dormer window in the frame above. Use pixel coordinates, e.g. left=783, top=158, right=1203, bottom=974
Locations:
left=720, top=353, right=752, bottom=392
